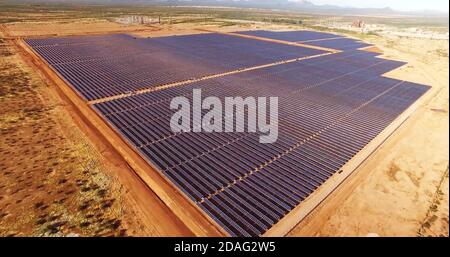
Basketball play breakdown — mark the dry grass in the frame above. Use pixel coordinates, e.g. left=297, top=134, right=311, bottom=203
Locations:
left=0, top=36, right=129, bottom=237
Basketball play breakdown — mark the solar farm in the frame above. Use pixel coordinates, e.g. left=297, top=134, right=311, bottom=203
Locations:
left=24, top=30, right=430, bottom=237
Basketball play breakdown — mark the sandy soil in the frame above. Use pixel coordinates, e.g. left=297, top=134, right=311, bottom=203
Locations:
left=3, top=20, right=158, bottom=38
left=0, top=34, right=145, bottom=236
left=289, top=36, right=449, bottom=237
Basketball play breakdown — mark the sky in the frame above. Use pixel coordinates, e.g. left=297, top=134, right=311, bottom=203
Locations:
left=305, top=0, right=449, bottom=11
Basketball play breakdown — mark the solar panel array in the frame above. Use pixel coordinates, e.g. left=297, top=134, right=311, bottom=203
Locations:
left=25, top=33, right=325, bottom=101
left=26, top=31, right=430, bottom=236
left=304, top=37, right=371, bottom=51
left=236, top=30, right=372, bottom=50
left=93, top=50, right=430, bottom=236
left=236, top=30, right=341, bottom=42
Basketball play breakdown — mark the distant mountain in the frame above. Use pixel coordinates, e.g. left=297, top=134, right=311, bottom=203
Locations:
left=164, top=0, right=447, bottom=16
left=6, top=0, right=449, bottom=17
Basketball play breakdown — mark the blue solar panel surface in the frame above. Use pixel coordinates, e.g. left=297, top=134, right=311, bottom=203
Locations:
left=236, top=30, right=341, bottom=42
left=92, top=50, right=430, bottom=236
left=304, top=37, right=372, bottom=51
left=236, top=30, right=372, bottom=50
left=26, top=31, right=430, bottom=236
left=26, top=33, right=325, bottom=101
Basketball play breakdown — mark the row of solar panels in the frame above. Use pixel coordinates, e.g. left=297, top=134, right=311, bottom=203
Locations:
left=92, top=52, right=429, bottom=236
left=236, top=30, right=372, bottom=51
left=93, top=50, right=400, bottom=116
left=237, top=30, right=341, bottom=42
left=199, top=82, right=424, bottom=236
left=25, top=33, right=325, bottom=101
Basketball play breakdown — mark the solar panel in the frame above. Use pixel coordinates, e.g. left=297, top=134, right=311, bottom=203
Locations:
left=93, top=55, right=430, bottom=236
left=25, top=33, right=325, bottom=101
left=236, top=30, right=373, bottom=51
left=236, top=30, right=341, bottom=42
left=303, top=37, right=372, bottom=51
